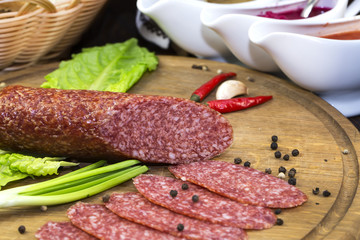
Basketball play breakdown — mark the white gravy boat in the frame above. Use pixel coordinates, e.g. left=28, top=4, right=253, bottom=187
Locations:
left=200, top=0, right=354, bottom=72
left=248, top=15, right=360, bottom=92
left=136, top=0, right=299, bottom=60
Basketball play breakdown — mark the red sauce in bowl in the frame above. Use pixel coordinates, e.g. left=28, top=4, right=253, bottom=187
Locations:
left=320, top=30, right=360, bottom=40
left=258, top=6, right=332, bottom=20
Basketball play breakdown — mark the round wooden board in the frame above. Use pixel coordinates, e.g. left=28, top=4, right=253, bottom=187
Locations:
left=0, top=55, right=359, bottom=240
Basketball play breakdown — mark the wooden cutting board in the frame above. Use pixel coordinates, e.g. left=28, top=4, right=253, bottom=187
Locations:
left=0, top=55, right=359, bottom=240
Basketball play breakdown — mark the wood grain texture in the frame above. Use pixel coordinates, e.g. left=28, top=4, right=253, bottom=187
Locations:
left=0, top=55, right=359, bottom=240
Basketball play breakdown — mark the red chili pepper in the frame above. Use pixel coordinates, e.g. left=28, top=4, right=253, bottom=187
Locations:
left=206, top=96, right=273, bottom=113
left=190, top=72, right=237, bottom=102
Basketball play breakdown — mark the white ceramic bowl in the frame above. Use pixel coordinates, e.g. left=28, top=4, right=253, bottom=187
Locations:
left=200, top=0, right=351, bottom=72
left=136, top=0, right=302, bottom=60
left=318, top=89, right=360, bottom=117
left=248, top=15, right=360, bottom=93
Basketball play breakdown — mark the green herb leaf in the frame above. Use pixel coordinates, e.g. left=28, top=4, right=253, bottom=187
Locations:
left=41, top=38, right=158, bottom=92
left=0, top=152, right=78, bottom=189
left=0, top=164, right=28, bottom=189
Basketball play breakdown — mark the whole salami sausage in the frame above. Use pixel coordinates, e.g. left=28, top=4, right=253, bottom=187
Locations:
left=105, top=192, right=248, bottom=240
left=35, top=221, right=97, bottom=240
left=133, top=174, right=277, bottom=229
left=67, top=202, right=183, bottom=240
left=169, top=160, right=308, bottom=208
left=0, top=85, right=233, bottom=164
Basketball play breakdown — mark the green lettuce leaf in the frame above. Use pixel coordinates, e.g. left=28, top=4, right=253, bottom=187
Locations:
left=0, top=152, right=78, bottom=189
left=0, top=165, right=28, bottom=189
left=41, top=38, right=158, bottom=92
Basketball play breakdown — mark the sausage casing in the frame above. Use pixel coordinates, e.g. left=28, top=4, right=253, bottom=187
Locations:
left=0, top=85, right=233, bottom=164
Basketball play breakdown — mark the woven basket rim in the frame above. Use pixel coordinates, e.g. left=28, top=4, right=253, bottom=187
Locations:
left=36, top=2, right=83, bottom=17
left=18, top=0, right=57, bottom=15
left=0, top=7, right=40, bottom=24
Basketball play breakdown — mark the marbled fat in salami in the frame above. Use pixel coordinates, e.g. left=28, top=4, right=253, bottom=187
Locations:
left=0, top=85, right=233, bottom=164
left=67, top=202, right=182, bottom=240
left=35, top=221, right=97, bottom=240
left=105, top=192, right=248, bottom=240
left=133, top=174, right=276, bottom=229
left=169, top=160, right=308, bottom=208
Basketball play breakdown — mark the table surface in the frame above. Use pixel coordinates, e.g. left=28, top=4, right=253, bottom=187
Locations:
left=0, top=56, right=359, bottom=240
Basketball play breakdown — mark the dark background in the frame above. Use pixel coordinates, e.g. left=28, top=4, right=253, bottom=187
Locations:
left=70, top=0, right=175, bottom=56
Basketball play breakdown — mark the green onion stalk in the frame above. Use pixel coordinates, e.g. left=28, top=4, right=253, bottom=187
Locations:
left=0, top=160, right=148, bottom=208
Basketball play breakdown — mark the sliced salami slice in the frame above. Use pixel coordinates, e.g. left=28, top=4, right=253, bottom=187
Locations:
left=133, top=174, right=277, bottom=229
left=0, top=85, right=233, bottom=164
left=169, top=160, right=308, bottom=208
left=67, top=202, right=182, bottom=240
left=105, top=192, right=248, bottom=240
left=35, top=221, right=97, bottom=240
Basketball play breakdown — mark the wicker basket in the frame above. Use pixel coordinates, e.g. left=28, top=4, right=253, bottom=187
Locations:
left=42, top=0, right=108, bottom=60
left=0, top=0, right=107, bottom=71
left=0, top=1, right=42, bottom=70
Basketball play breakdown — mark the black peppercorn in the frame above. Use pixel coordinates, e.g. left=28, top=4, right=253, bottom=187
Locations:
left=192, top=195, right=199, bottom=202
left=278, top=166, right=286, bottom=174
left=182, top=183, right=189, bottom=190
left=191, top=64, right=202, bottom=70
left=244, top=161, right=251, bottom=167
left=275, top=151, right=282, bottom=158
left=102, top=195, right=110, bottom=203
left=170, top=190, right=178, bottom=198
left=276, top=218, right=284, bottom=225
left=234, top=157, right=242, bottom=164
left=283, top=154, right=290, bottom=161
left=292, top=149, right=300, bottom=156
left=271, top=135, right=278, bottom=142
left=323, top=190, right=331, bottom=197
left=271, top=142, right=278, bottom=150
left=246, top=76, right=255, bottom=82
left=274, top=209, right=282, bottom=215
left=18, top=225, right=26, bottom=234
left=288, top=178, right=296, bottom=186
left=265, top=168, right=272, bottom=174
left=177, top=223, right=184, bottom=231
left=289, top=168, right=296, bottom=173
left=288, top=170, right=296, bottom=178
left=312, top=187, right=320, bottom=195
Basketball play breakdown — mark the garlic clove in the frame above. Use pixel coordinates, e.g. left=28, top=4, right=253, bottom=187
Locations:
left=216, top=80, right=248, bottom=100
